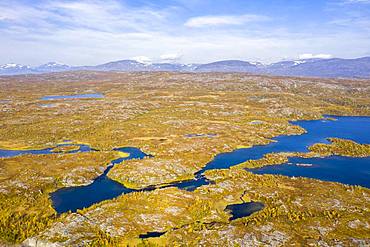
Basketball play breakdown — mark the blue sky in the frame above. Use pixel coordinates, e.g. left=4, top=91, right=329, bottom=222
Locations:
left=0, top=0, right=370, bottom=65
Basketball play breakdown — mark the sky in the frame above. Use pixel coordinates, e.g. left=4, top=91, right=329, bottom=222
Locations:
left=0, top=0, right=370, bottom=66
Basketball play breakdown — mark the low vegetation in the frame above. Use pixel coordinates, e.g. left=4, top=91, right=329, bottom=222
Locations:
left=0, top=151, right=120, bottom=243
left=233, top=152, right=292, bottom=169
left=234, top=138, right=370, bottom=170
left=309, top=138, right=370, bottom=157
left=0, top=72, right=369, bottom=245
left=51, top=145, right=81, bottom=153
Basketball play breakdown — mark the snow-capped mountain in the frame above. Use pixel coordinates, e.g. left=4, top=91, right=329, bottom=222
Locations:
left=90, top=60, right=146, bottom=71
left=0, top=63, right=25, bottom=69
left=194, top=60, right=259, bottom=72
left=265, top=57, right=370, bottom=78
left=36, top=62, right=71, bottom=72
left=1, top=57, right=370, bottom=78
left=249, top=61, right=265, bottom=67
left=265, top=58, right=322, bottom=70
left=264, top=58, right=321, bottom=74
left=79, top=60, right=198, bottom=72
left=0, top=63, right=33, bottom=75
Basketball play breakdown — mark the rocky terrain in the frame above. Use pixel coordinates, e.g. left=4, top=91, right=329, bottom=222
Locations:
left=0, top=72, right=369, bottom=246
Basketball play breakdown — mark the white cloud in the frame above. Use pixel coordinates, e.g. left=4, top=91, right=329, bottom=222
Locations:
left=184, top=14, right=268, bottom=28
left=298, top=54, right=333, bottom=59
left=160, top=53, right=182, bottom=62
left=0, top=0, right=369, bottom=65
left=132, top=56, right=152, bottom=64
left=0, top=0, right=169, bottom=34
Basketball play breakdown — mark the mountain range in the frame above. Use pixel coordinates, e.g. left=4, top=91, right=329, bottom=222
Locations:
left=1, top=57, right=370, bottom=78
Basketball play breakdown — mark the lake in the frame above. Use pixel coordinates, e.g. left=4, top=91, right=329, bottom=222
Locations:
left=41, top=93, right=104, bottom=100
left=248, top=156, right=370, bottom=188
left=225, top=202, right=265, bottom=220
left=174, top=115, right=370, bottom=191
left=50, top=147, right=150, bottom=213
left=1, top=115, right=369, bottom=215
left=0, top=143, right=93, bottom=158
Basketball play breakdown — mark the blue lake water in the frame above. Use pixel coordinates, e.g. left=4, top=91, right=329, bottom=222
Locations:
left=0, top=144, right=94, bottom=158
left=249, top=156, right=370, bottom=188
left=225, top=202, right=265, bottom=220
left=172, top=115, right=370, bottom=191
left=139, top=232, right=166, bottom=239
left=203, top=116, right=370, bottom=172
left=1, top=115, right=369, bottom=214
left=41, top=93, right=104, bottom=100
left=51, top=147, right=150, bottom=213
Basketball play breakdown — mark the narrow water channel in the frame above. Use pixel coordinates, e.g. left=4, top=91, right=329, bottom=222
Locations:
left=173, top=116, right=370, bottom=191
left=1, top=116, right=369, bottom=214
left=0, top=143, right=93, bottom=158
left=50, top=147, right=150, bottom=213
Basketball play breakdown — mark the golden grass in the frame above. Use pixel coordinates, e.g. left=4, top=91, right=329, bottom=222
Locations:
left=0, top=72, right=369, bottom=245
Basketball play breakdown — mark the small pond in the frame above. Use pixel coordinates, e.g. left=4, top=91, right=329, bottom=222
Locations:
left=139, top=232, right=166, bottom=239
left=225, top=202, right=265, bottom=220
left=41, top=93, right=104, bottom=100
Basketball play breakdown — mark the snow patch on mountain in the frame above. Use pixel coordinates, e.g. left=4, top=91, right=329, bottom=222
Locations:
left=293, top=60, right=307, bottom=65
left=132, top=56, right=152, bottom=64
left=0, top=63, right=30, bottom=69
left=1, top=57, right=369, bottom=78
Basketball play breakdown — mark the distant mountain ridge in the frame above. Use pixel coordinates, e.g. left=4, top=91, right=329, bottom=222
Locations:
left=194, top=60, right=259, bottom=73
left=1, top=57, right=370, bottom=78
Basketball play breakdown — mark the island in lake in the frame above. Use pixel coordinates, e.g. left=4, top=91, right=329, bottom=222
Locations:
left=0, top=72, right=369, bottom=246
